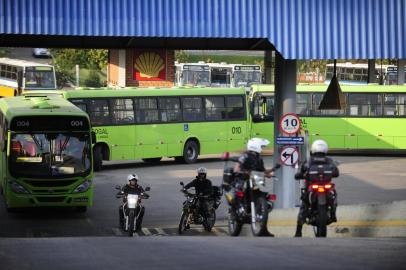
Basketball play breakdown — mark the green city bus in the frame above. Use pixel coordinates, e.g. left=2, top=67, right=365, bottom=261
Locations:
left=0, top=96, right=94, bottom=211
left=49, top=87, right=252, bottom=171
left=251, top=84, right=406, bottom=153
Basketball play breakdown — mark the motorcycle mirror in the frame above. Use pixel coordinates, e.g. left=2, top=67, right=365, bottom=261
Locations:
left=145, top=187, right=151, bottom=191
left=180, top=181, right=184, bottom=186
left=115, top=185, right=121, bottom=190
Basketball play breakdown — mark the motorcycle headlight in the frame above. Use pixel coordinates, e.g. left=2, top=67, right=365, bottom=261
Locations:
left=128, top=197, right=137, bottom=205
left=253, top=174, right=265, bottom=185
left=9, top=181, right=30, bottom=194
left=73, top=180, right=91, bottom=193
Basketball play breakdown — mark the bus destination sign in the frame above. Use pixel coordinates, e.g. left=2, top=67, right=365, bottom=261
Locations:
left=11, top=116, right=90, bottom=132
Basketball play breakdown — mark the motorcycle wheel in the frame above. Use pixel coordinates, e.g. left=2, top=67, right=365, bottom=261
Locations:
left=203, top=210, right=216, bottom=232
left=128, top=210, right=136, bottom=237
left=228, top=208, right=242, bottom=237
left=178, top=211, right=188, bottom=234
left=251, top=196, right=269, bottom=236
left=316, top=205, right=328, bottom=237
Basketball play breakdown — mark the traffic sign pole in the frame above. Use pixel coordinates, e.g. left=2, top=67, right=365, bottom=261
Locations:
left=273, top=56, right=298, bottom=209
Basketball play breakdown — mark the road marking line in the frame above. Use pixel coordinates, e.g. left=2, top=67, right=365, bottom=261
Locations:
left=112, top=228, right=123, bottom=236
left=142, top=228, right=152, bottom=236
left=155, top=228, right=167, bottom=235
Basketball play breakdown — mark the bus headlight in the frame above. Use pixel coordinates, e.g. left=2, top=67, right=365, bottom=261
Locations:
left=73, top=180, right=91, bottom=193
left=9, top=181, right=30, bottom=194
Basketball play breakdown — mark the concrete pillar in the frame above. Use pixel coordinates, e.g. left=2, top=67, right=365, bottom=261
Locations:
left=264, top=50, right=274, bottom=84
left=273, top=53, right=297, bottom=209
left=118, top=49, right=126, bottom=87
left=397, top=59, right=405, bottom=85
left=367, top=59, right=376, bottom=84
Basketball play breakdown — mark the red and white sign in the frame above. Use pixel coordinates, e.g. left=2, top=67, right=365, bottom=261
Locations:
left=280, top=146, right=299, bottom=166
left=279, top=113, right=301, bottom=135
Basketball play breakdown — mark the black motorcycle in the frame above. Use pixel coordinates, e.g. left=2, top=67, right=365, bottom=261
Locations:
left=297, top=179, right=337, bottom=237
left=115, top=185, right=150, bottom=237
left=178, top=182, right=221, bottom=234
left=222, top=154, right=280, bottom=236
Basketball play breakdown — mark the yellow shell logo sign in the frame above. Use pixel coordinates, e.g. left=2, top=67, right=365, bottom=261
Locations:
left=134, top=52, right=165, bottom=78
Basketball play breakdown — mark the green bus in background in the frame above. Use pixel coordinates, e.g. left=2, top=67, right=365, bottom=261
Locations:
left=0, top=96, right=94, bottom=212
left=251, top=84, right=406, bottom=153
left=57, top=88, right=252, bottom=171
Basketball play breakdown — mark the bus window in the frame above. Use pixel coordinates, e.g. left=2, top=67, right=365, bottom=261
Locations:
left=296, top=93, right=311, bottom=116
left=88, top=99, right=111, bottom=126
left=182, top=97, right=204, bottom=122
left=159, top=97, right=181, bottom=122
left=348, top=93, right=382, bottom=116
left=24, top=66, right=56, bottom=89
left=384, top=94, right=406, bottom=116
left=135, top=98, right=159, bottom=123
left=205, top=96, right=226, bottom=120
left=251, top=94, right=274, bottom=122
left=312, top=93, right=346, bottom=116
left=111, top=98, right=135, bottom=124
left=226, top=96, right=245, bottom=120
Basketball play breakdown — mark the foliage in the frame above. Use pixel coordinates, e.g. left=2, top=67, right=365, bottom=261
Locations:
left=84, top=70, right=102, bottom=87
left=50, top=49, right=108, bottom=70
left=0, top=48, right=8, bottom=57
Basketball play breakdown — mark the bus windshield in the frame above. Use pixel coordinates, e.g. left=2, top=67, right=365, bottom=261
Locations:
left=25, top=67, right=56, bottom=89
left=182, top=70, right=210, bottom=86
left=9, top=132, right=91, bottom=178
left=233, top=71, right=261, bottom=87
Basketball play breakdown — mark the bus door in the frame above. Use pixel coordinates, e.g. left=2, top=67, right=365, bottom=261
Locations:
left=249, top=93, right=274, bottom=145
left=226, top=96, right=248, bottom=150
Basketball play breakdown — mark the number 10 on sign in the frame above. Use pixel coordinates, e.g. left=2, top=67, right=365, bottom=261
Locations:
left=279, top=113, right=301, bottom=135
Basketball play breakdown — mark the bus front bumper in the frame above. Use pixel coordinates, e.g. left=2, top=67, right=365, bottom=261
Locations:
left=5, top=189, right=93, bottom=208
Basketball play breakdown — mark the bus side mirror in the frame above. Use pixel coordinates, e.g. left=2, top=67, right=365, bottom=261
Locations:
left=91, top=131, right=96, bottom=144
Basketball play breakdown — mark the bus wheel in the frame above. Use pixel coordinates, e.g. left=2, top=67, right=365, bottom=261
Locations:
left=142, top=157, right=162, bottom=163
left=182, top=140, right=199, bottom=164
left=93, top=145, right=103, bottom=172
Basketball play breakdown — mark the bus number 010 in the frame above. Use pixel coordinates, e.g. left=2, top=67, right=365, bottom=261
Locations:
left=232, top=127, right=242, bottom=134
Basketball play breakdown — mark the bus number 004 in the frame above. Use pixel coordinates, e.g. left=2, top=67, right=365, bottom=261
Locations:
left=232, top=127, right=242, bottom=134
left=70, top=121, right=83, bottom=127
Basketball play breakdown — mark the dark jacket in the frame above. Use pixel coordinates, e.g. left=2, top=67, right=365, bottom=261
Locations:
left=295, top=154, right=339, bottom=182
left=122, top=184, right=145, bottom=195
left=238, top=151, right=266, bottom=172
left=184, top=178, right=213, bottom=196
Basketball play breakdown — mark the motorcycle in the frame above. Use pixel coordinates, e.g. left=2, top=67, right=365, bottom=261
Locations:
left=222, top=153, right=280, bottom=236
left=115, top=185, right=150, bottom=237
left=178, top=182, right=220, bottom=234
left=298, top=180, right=337, bottom=237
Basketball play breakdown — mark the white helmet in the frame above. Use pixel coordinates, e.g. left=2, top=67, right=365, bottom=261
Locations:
left=311, top=140, right=328, bottom=154
left=197, top=167, right=207, bottom=175
left=127, top=173, right=139, bottom=182
left=247, top=138, right=270, bottom=154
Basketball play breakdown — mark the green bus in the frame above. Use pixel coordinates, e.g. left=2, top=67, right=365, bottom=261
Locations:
left=45, top=87, right=251, bottom=170
left=251, top=84, right=406, bottom=153
left=0, top=96, right=94, bottom=211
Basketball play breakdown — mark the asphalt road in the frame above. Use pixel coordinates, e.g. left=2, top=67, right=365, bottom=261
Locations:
left=0, top=155, right=405, bottom=238
left=0, top=237, right=405, bottom=270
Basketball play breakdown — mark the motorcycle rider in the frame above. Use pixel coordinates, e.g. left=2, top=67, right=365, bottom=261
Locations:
left=294, top=139, right=339, bottom=237
left=182, top=167, right=213, bottom=224
left=119, top=173, right=148, bottom=231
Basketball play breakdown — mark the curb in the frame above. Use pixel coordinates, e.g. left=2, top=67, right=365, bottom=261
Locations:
left=267, top=200, right=406, bottom=237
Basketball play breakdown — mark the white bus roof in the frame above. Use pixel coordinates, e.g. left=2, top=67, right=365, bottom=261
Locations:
left=326, top=62, right=396, bottom=70
left=0, top=57, right=53, bottom=67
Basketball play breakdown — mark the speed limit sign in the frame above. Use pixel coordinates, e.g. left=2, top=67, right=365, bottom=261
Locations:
left=279, top=113, right=301, bottom=135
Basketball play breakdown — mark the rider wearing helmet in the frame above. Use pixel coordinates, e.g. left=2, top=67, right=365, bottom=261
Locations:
left=119, top=173, right=148, bottom=231
left=183, top=167, right=214, bottom=222
left=294, top=139, right=339, bottom=237
left=234, top=137, right=275, bottom=177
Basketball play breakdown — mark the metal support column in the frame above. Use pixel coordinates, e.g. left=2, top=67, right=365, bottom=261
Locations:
left=264, top=50, right=274, bottom=84
left=273, top=53, right=297, bottom=209
left=397, top=59, right=405, bottom=85
left=368, top=59, right=376, bottom=84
